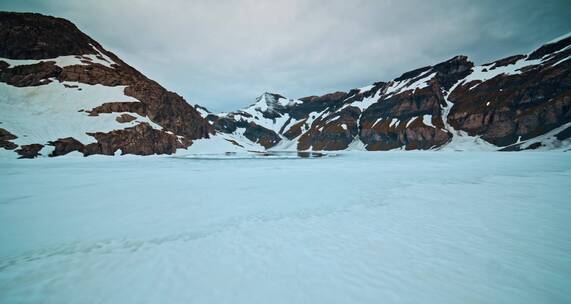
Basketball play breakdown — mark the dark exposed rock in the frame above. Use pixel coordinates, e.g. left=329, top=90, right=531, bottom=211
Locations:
left=448, top=59, right=571, bottom=146
left=394, top=66, right=432, bottom=82
left=124, top=81, right=213, bottom=139
left=0, top=12, right=97, bottom=59
left=483, top=55, right=526, bottom=70
left=298, top=106, right=360, bottom=150
left=293, top=91, right=350, bottom=120
left=0, top=127, right=18, bottom=150
left=359, top=116, right=451, bottom=151
left=58, top=63, right=135, bottom=86
left=528, top=36, right=571, bottom=60
left=526, top=142, right=543, bottom=150
left=84, top=123, right=187, bottom=156
left=299, top=91, right=348, bottom=103
left=206, top=112, right=286, bottom=150
left=16, top=144, right=44, bottom=159
left=283, top=119, right=306, bottom=140
left=402, top=117, right=451, bottom=150
left=242, top=123, right=281, bottom=149
left=209, top=116, right=238, bottom=133
left=116, top=113, right=137, bottom=123
left=555, top=126, right=571, bottom=140
left=392, top=56, right=474, bottom=92
left=194, top=104, right=210, bottom=114
left=357, top=79, right=451, bottom=150
left=0, top=61, right=62, bottom=87
left=48, top=137, right=85, bottom=156
left=88, top=102, right=147, bottom=117
left=431, top=56, right=474, bottom=90
left=363, top=85, right=443, bottom=121
left=344, top=56, right=471, bottom=151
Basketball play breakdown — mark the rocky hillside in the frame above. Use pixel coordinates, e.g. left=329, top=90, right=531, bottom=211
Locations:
left=206, top=34, right=571, bottom=152
left=0, top=12, right=213, bottom=158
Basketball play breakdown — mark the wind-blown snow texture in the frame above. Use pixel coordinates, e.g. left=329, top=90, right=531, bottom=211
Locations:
left=1, top=152, right=570, bottom=303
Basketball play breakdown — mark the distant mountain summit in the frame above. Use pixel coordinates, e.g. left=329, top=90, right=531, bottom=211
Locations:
left=1, top=12, right=570, bottom=158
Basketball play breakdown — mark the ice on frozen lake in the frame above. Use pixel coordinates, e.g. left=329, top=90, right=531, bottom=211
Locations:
left=0, top=152, right=570, bottom=303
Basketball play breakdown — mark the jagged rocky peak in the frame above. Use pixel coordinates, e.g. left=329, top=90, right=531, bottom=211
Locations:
left=0, top=12, right=213, bottom=158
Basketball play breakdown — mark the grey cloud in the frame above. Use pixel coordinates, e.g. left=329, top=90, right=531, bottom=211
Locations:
left=2, top=0, right=570, bottom=112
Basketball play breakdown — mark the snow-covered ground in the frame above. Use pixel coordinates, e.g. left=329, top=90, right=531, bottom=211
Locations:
left=0, top=152, right=570, bottom=303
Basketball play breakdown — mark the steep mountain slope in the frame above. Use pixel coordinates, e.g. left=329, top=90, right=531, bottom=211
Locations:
left=0, top=12, right=213, bottom=158
left=207, top=34, right=571, bottom=152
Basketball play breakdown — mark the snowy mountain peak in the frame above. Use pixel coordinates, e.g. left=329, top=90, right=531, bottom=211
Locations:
left=248, top=92, right=288, bottom=113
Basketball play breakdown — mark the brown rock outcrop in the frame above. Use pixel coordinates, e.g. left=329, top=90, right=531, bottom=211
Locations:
left=84, top=123, right=188, bottom=156
left=298, top=106, right=360, bottom=150
left=88, top=102, right=147, bottom=117
left=48, top=137, right=85, bottom=156
left=0, top=127, right=18, bottom=150
left=0, top=12, right=97, bottom=59
left=0, top=61, right=62, bottom=87
left=242, top=122, right=281, bottom=149
left=116, top=114, right=137, bottom=123
left=15, top=144, right=44, bottom=159
left=448, top=58, right=571, bottom=146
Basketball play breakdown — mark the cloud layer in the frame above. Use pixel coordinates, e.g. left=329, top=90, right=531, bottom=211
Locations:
left=2, top=0, right=570, bottom=111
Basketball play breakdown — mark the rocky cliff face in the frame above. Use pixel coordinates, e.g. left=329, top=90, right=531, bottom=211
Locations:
left=447, top=38, right=571, bottom=149
left=206, top=36, right=571, bottom=152
left=0, top=12, right=212, bottom=158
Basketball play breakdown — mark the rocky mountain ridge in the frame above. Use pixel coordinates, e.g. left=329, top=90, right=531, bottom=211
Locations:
left=205, top=34, right=571, bottom=152
left=0, top=12, right=570, bottom=158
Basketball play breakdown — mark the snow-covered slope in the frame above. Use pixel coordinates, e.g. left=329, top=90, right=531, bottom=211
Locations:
left=0, top=82, right=160, bottom=157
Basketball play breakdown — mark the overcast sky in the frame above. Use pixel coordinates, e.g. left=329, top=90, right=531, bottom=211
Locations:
left=2, top=0, right=570, bottom=112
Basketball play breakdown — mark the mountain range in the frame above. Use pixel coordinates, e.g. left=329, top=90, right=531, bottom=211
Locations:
left=1, top=12, right=570, bottom=158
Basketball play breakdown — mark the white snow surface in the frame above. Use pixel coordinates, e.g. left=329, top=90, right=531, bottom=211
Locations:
left=462, top=58, right=542, bottom=90
left=513, top=122, right=571, bottom=151
left=0, top=152, right=570, bottom=303
left=0, top=81, right=161, bottom=150
left=422, top=114, right=435, bottom=128
left=0, top=51, right=116, bottom=70
left=384, top=72, right=436, bottom=97
left=182, top=132, right=266, bottom=154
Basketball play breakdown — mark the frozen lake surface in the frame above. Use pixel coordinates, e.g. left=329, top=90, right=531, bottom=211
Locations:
left=0, top=152, right=570, bottom=303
